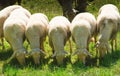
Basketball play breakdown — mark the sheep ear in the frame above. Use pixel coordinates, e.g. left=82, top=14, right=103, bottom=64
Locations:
left=84, top=49, right=92, bottom=57
left=29, top=50, right=40, bottom=56
left=72, top=50, right=79, bottom=56
left=62, top=50, right=68, bottom=55
left=40, top=50, right=46, bottom=55
left=52, top=51, right=57, bottom=57
left=52, top=51, right=68, bottom=57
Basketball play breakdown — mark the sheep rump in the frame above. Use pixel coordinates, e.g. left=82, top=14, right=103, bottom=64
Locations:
left=70, top=12, right=97, bottom=64
left=3, top=7, right=31, bottom=65
left=48, top=16, right=71, bottom=65
left=96, top=4, right=120, bottom=58
left=25, top=13, right=49, bottom=64
left=0, top=5, right=22, bottom=49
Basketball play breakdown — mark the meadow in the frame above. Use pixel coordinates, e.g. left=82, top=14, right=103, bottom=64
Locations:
left=0, top=0, right=120, bottom=76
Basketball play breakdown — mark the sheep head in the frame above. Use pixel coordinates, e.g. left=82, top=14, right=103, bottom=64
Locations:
left=15, top=49, right=26, bottom=65
left=95, top=41, right=111, bottom=58
left=31, top=48, right=45, bottom=65
left=52, top=51, right=68, bottom=65
left=73, top=48, right=91, bottom=64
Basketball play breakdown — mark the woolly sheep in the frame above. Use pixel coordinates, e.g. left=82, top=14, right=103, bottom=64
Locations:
left=0, top=5, right=22, bottom=49
left=96, top=4, right=120, bottom=58
left=70, top=12, right=97, bottom=64
left=3, top=7, right=31, bottom=65
left=48, top=16, right=71, bottom=65
left=25, top=13, right=49, bottom=64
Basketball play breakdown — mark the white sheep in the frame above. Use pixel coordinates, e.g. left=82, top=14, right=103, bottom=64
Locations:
left=0, top=5, right=22, bottom=49
left=70, top=12, right=97, bottom=64
left=48, top=16, right=71, bottom=65
left=25, top=13, right=49, bottom=64
left=3, top=7, right=31, bottom=65
left=96, top=4, right=120, bottom=58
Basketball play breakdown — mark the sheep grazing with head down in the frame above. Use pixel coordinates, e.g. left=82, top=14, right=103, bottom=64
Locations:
left=96, top=4, right=120, bottom=58
left=3, top=7, right=31, bottom=65
left=25, top=13, right=49, bottom=64
left=70, top=12, right=97, bottom=64
left=0, top=5, right=22, bottom=49
left=48, top=16, right=71, bottom=65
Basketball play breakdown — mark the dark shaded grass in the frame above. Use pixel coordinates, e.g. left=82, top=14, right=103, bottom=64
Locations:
left=1, top=34, right=120, bottom=74
left=1, top=45, right=120, bottom=76
left=99, top=50, right=120, bottom=67
left=2, top=48, right=120, bottom=68
left=1, top=46, right=71, bottom=69
left=0, top=49, right=13, bottom=61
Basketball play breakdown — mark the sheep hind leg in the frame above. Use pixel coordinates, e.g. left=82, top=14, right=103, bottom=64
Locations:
left=0, top=38, right=4, bottom=50
left=115, top=38, right=117, bottom=51
left=48, top=38, right=55, bottom=54
left=111, top=40, right=114, bottom=52
left=1, top=38, right=4, bottom=50
left=111, top=39, right=117, bottom=52
left=68, top=38, right=72, bottom=54
left=40, top=38, right=45, bottom=52
left=40, top=38, right=46, bottom=59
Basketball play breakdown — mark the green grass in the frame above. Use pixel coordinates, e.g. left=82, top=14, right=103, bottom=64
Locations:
left=1, top=0, right=120, bottom=76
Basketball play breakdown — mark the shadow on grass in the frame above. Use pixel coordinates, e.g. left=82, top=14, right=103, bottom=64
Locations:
left=2, top=55, right=72, bottom=73
left=70, top=50, right=120, bottom=68
left=1, top=49, right=120, bottom=74
left=99, top=50, right=120, bottom=67
left=0, top=48, right=13, bottom=61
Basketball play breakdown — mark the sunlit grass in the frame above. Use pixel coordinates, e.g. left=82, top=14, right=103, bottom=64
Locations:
left=0, top=0, right=120, bottom=76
